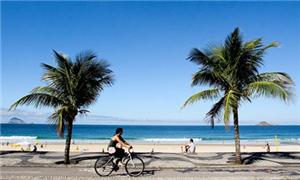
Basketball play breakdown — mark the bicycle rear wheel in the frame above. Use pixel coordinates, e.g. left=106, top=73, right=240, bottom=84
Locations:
left=125, top=156, right=145, bottom=177
left=94, top=156, right=114, bottom=177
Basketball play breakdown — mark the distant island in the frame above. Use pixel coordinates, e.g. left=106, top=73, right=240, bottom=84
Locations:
left=8, top=117, right=26, bottom=124
left=257, top=121, right=271, bottom=126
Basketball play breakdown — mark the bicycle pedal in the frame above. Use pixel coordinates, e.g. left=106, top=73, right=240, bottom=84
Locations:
left=113, top=166, right=119, bottom=171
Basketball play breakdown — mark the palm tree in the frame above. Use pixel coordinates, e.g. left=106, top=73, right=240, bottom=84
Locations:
left=10, top=50, right=114, bottom=164
left=182, top=28, right=294, bottom=164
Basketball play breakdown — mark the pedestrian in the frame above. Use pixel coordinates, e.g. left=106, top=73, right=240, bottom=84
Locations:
left=266, top=142, right=270, bottom=152
left=32, top=145, right=37, bottom=152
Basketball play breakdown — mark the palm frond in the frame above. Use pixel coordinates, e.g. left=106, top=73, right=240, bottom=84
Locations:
left=223, top=90, right=239, bottom=126
left=258, top=72, right=294, bottom=85
left=41, top=63, right=71, bottom=98
left=244, top=38, right=262, bottom=50
left=205, top=96, right=225, bottom=128
left=49, top=110, right=65, bottom=138
left=75, top=50, right=97, bottom=64
left=262, top=41, right=279, bottom=51
left=182, top=89, right=220, bottom=108
left=248, top=81, right=292, bottom=101
left=229, top=38, right=279, bottom=89
left=30, top=86, right=63, bottom=97
left=78, top=109, right=90, bottom=115
left=41, top=63, right=56, bottom=72
left=9, top=93, right=64, bottom=110
left=53, top=50, right=73, bottom=70
left=224, top=27, right=243, bottom=65
left=48, top=107, right=70, bottom=138
left=212, top=47, right=226, bottom=63
left=192, top=69, right=229, bottom=88
left=187, top=48, right=210, bottom=66
left=73, top=58, right=114, bottom=108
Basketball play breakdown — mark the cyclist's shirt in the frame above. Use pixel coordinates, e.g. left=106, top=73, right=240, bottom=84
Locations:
left=108, top=139, right=117, bottom=148
left=108, top=135, right=126, bottom=148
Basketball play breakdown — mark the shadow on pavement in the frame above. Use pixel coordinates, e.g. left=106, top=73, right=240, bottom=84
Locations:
left=0, top=150, right=47, bottom=155
left=110, top=169, right=157, bottom=177
left=239, top=152, right=299, bottom=165
left=55, top=154, right=105, bottom=164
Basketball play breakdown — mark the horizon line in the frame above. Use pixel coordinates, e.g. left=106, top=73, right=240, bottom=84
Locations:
left=1, top=123, right=299, bottom=126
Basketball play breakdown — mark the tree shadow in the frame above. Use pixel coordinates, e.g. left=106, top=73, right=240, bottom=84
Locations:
left=55, top=152, right=155, bottom=165
left=241, top=152, right=300, bottom=165
left=110, top=169, right=157, bottom=177
left=0, top=150, right=47, bottom=155
left=241, top=152, right=264, bottom=165
left=268, top=152, right=300, bottom=159
left=55, top=154, right=106, bottom=164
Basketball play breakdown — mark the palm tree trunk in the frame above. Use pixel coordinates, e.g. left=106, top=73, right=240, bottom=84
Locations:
left=64, top=120, right=73, bottom=164
left=233, top=108, right=242, bottom=164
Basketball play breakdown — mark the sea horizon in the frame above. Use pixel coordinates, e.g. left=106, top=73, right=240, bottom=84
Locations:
left=1, top=124, right=300, bottom=144
left=1, top=123, right=300, bottom=126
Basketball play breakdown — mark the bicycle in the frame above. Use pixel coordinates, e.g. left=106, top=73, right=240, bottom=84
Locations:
left=94, top=148, right=145, bottom=177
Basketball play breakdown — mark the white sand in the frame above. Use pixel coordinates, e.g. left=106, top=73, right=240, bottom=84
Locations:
left=1, top=142, right=299, bottom=153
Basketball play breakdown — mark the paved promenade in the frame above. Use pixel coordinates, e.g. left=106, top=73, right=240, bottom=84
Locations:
left=1, top=151, right=300, bottom=168
left=1, top=151, right=300, bottom=179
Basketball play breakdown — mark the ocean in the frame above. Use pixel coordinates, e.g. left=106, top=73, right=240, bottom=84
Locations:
left=1, top=124, right=300, bottom=144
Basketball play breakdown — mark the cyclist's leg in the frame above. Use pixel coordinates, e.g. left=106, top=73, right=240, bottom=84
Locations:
left=115, top=148, right=126, bottom=164
left=119, top=148, right=127, bottom=165
left=112, top=148, right=124, bottom=170
left=112, top=155, right=119, bottom=171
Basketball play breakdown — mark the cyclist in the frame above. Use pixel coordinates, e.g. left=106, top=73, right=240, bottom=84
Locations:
left=107, top=128, right=132, bottom=170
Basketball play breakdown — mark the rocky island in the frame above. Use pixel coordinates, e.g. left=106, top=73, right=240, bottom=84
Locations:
left=8, top=117, right=26, bottom=124
left=257, top=121, right=271, bottom=126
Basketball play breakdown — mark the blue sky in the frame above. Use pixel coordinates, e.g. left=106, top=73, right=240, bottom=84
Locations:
left=1, top=1, right=300, bottom=125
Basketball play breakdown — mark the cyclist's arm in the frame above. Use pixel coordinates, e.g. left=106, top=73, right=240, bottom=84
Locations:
left=119, top=136, right=132, bottom=147
left=123, top=140, right=131, bottom=147
left=115, top=136, right=131, bottom=148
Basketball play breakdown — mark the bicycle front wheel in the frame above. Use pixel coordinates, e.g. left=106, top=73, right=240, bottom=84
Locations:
left=94, top=157, right=114, bottom=177
left=125, top=156, right=145, bottom=177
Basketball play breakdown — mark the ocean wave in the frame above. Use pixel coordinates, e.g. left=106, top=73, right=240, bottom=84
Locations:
left=143, top=138, right=202, bottom=142
left=0, top=136, right=37, bottom=140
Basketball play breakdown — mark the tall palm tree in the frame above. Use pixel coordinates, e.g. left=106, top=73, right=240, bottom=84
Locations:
left=10, top=50, right=114, bottom=164
left=182, top=28, right=294, bottom=164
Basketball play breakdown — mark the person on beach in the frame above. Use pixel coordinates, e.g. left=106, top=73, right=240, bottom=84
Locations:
left=266, top=142, right=270, bottom=152
left=107, top=128, right=132, bottom=170
left=181, top=138, right=196, bottom=153
left=32, top=145, right=37, bottom=152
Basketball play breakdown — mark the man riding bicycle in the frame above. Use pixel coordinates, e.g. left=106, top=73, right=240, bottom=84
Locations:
left=95, top=127, right=144, bottom=177
left=107, top=128, right=132, bottom=170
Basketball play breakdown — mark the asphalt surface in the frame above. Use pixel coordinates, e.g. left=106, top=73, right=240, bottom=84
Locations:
left=1, top=151, right=300, bottom=179
left=1, top=166, right=300, bottom=180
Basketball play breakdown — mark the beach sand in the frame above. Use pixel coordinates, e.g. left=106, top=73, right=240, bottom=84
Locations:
left=1, top=142, right=299, bottom=153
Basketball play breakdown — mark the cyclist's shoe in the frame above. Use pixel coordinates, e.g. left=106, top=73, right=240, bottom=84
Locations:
left=113, top=163, right=119, bottom=171
left=118, top=161, right=125, bottom=167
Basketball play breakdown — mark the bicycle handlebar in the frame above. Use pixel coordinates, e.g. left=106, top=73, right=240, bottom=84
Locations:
left=127, top=147, right=134, bottom=153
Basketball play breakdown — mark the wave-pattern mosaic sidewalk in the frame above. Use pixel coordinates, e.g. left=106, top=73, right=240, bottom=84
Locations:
left=1, top=151, right=300, bottom=168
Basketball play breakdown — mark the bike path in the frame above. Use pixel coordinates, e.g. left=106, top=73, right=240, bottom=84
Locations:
left=1, top=151, right=300, bottom=168
left=1, top=166, right=300, bottom=180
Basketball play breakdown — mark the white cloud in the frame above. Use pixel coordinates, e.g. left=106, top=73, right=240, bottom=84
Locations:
left=0, top=108, right=204, bottom=125
left=0, top=108, right=50, bottom=123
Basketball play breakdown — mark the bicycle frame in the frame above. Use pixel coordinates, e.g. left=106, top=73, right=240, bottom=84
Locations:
left=127, top=152, right=136, bottom=167
left=104, top=156, right=114, bottom=166
left=95, top=149, right=145, bottom=177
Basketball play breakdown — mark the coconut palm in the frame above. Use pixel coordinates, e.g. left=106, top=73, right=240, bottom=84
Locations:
left=10, top=50, right=114, bottom=164
left=182, top=27, right=294, bottom=164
